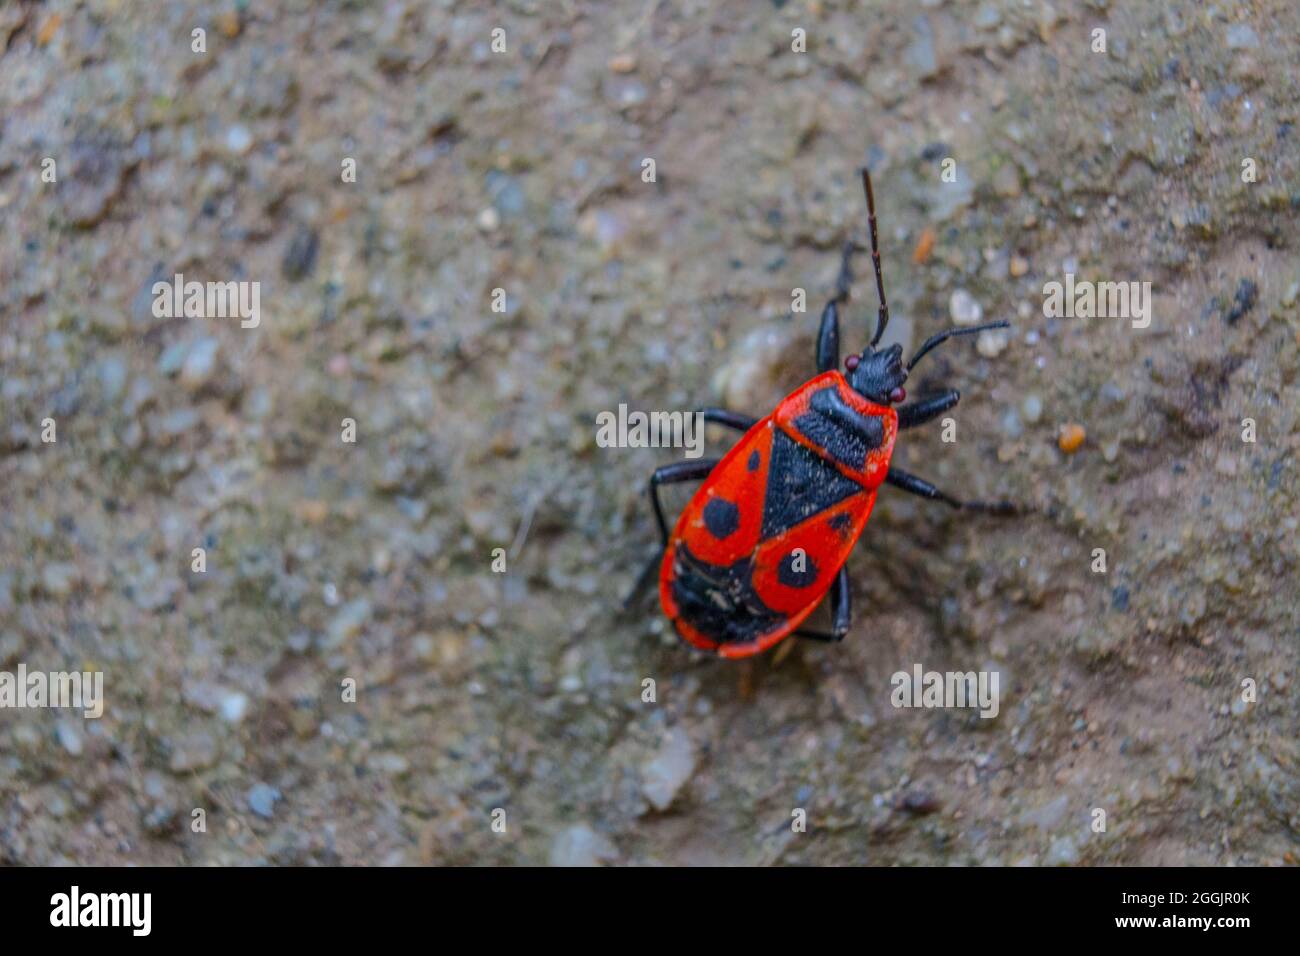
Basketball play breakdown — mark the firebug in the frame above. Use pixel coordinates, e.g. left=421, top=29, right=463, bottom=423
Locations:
left=641, top=169, right=1014, bottom=658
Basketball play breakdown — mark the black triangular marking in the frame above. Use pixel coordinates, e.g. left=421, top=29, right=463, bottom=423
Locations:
left=761, top=430, right=863, bottom=540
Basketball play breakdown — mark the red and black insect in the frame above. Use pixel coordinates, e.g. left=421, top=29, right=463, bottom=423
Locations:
left=643, top=169, right=1013, bottom=659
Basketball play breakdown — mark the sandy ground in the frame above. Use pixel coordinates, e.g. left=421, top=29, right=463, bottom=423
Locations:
left=0, top=0, right=1297, bottom=865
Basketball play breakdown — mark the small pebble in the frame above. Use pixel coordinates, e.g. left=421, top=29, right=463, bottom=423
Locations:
left=977, top=329, right=1008, bottom=357
left=912, top=228, right=935, bottom=264
left=1009, top=255, right=1029, bottom=277
left=219, top=691, right=249, bottom=724
left=226, top=125, right=253, bottom=156
left=1046, top=835, right=1080, bottom=865
left=949, top=288, right=983, bottom=326
left=97, top=356, right=128, bottom=401
left=217, top=10, right=241, bottom=39
left=1001, top=409, right=1023, bottom=439
left=180, top=337, right=220, bottom=390
left=1057, top=423, right=1086, bottom=453
left=1021, top=394, right=1043, bottom=424
left=325, top=598, right=371, bottom=648
left=607, top=53, right=637, bottom=74
left=641, top=728, right=696, bottom=811
left=559, top=674, right=583, bottom=693
left=366, top=752, right=410, bottom=776
left=550, top=824, right=618, bottom=866
left=247, top=783, right=280, bottom=819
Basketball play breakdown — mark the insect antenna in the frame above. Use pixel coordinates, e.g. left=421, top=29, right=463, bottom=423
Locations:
left=906, top=321, right=1011, bottom=371
left=862, top=168, right=891, bottom=346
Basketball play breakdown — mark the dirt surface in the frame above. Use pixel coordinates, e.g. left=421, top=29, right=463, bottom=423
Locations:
left=1, top=0, right=1297, bottom=866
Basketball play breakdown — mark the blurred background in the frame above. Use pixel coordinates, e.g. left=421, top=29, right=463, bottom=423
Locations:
left=0, top=0, right=1296, bottom=865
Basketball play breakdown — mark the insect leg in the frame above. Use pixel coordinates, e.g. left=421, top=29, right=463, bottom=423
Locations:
left=648, top=458, right=721, bottom=544
left=697, top=408, right=758, bottom=432
left=896, top=389, right=960, bottom=430
left=885, top=466, right=1018, bottom=516
left=623, top=458, right=723, bottom=611
left=795, top=567, right=852, bottom=642
left=816, top=241, right=858, bottom=373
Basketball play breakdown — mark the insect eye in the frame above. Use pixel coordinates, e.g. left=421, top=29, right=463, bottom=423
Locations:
left=844, top=355, right=860, bottom=372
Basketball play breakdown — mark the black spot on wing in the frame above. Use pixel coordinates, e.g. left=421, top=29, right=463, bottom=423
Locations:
left=702, top=497, right=740, bottom=539
left=827, top=511, right=853, bottom=538
left=761, top=430, right=863, bottom=540
left=777, top=550, right=819, bottom=588
left=747, top=450, right=760, bottom=472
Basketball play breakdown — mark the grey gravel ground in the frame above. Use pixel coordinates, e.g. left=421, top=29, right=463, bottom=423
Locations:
left=1, top=0, right=1297, bottom=865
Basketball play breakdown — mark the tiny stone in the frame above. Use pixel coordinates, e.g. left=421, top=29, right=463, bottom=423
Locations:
left=226, top=125, right=253, bottom=155
left=158, top=341, right=188, bottom=375
left=1046, top=835, right=1080, bottom=865
left=641, top=728, right=696, bottom=811
left=949, top=288, right=983, bottom=326
left=219, top=691, right=249, bottom=724
left=1009, top=255, right=1029, bottom=277
left=180, top=337, right=220, bottom=390
left=1021, top=394, right=1043, bottom=424
left=1001, top=409, right=1023, bottom=438
left=977, top=329, right=1008, bottom=357
left=325, top=598, right=371, bottom=649
left=216, top=10, right=241, bottom=38
left=550, top=824, right=618, bottom=867
left=97, top=356, right=128, bottom=400
left=247, top=783, right=280, bottom=819
left=366, top=752, right=410, bottom=776
left=559, top=674, right=583, bottom=693
left=1057, top=423, right=1086, bottom=454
